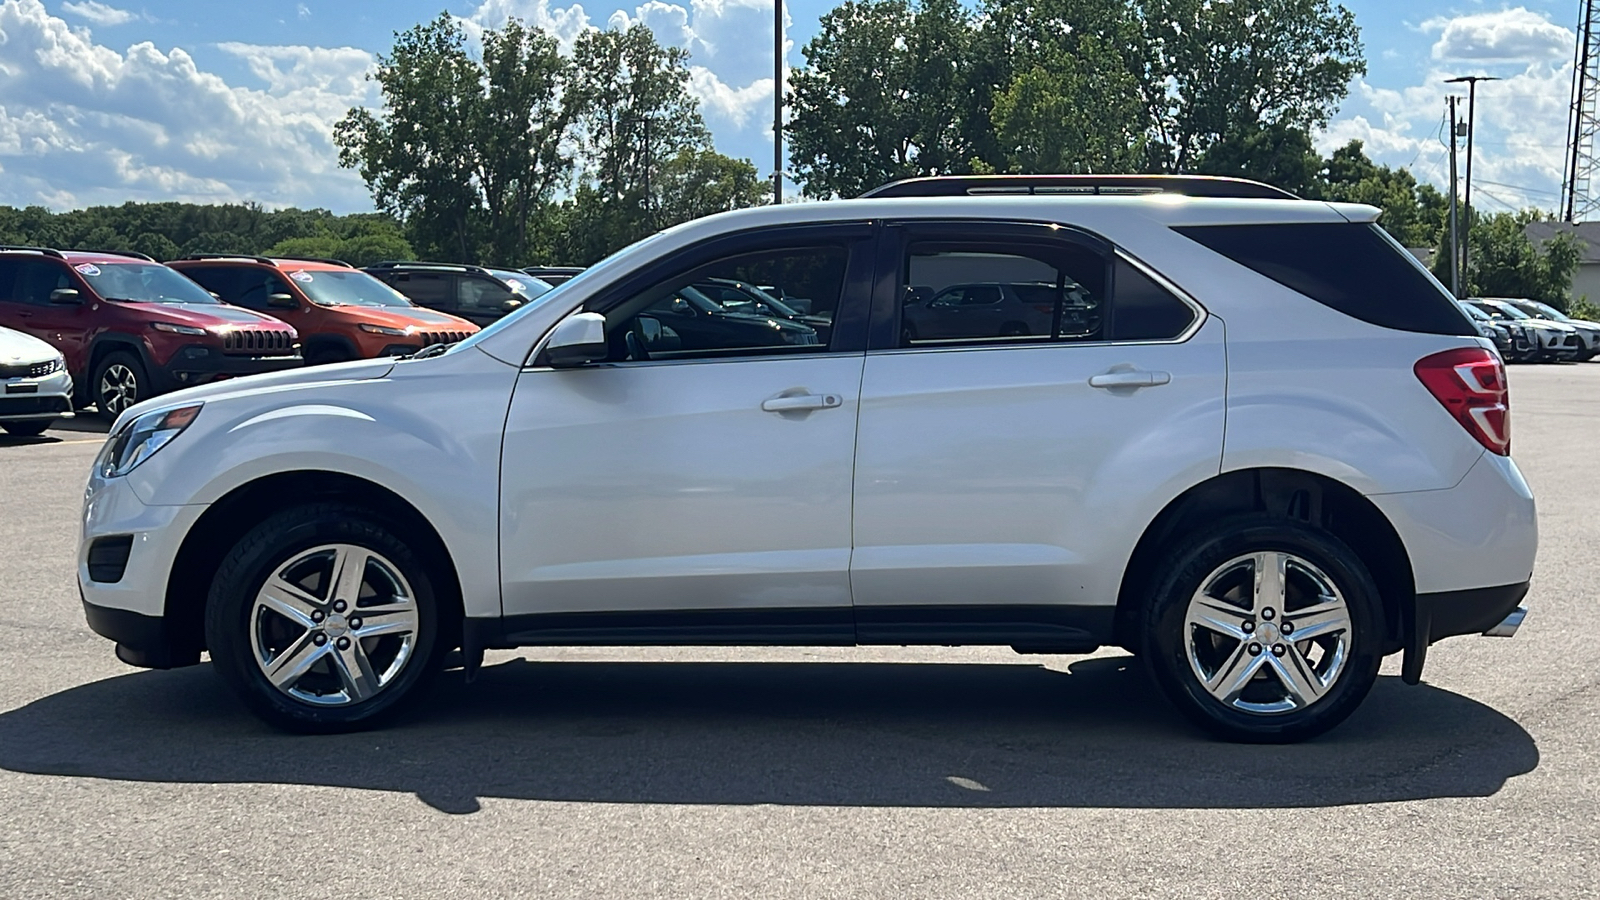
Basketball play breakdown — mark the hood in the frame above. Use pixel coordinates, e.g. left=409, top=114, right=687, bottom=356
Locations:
left=712, top=310, right=817, bottom=333
left=1522, top=319, right=1578, bottom=333
left=0, top=325, right=61, bottom=364
left=114, top=301, right=297, bottom=331
left=112, top=357, right=396, bottom=430
left=1563, top=318, right=1600, bottom=332
left=327, top=305, right=478, bottom=331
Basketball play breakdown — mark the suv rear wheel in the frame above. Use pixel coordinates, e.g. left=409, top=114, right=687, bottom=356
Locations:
left=1141, top=515, right=1383, bottom=743
left=93, top=350, right=146, bottom=418
left=205, top=503, right=450, bottom=732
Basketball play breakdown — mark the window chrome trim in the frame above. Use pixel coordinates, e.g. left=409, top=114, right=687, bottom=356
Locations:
left=521, top=349, right=862, bottom=372
left=873, top=248, right=1208, bottom=356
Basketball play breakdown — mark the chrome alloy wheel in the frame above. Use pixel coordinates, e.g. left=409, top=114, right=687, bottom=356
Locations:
left=1184, top=551, right=1353, bottom=714
left=249, top=543, right=420, bottom=706
left=99, top=364, right=138, bottom=415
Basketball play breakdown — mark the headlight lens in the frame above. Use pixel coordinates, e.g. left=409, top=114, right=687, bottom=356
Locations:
left=99, top=404, right=203, bottom=478
left=360, top=323, right=409, bottom=336
left=43, top=355, right=66, bottom=374
left=152, top=321, right=208, bottom=336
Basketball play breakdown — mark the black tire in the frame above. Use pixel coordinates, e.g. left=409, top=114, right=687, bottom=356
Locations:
left=92, top=350, right=147, bottom=418
left=1, top=420, right=52, bottom=437
left=1139, top=514, right=1384, bottom=744
left=205, top=503, right=452, bottom=733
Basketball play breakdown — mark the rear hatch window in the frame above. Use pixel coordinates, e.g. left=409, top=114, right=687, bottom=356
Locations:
left=1175, top=222, right=1474, bottom=336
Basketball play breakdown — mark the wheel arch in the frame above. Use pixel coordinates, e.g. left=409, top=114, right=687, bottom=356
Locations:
left=83, top=333, right=155, bottom=403
left=163, top=470, right=465, bottom=656
left=1113, top=467, right=1413, bottom=656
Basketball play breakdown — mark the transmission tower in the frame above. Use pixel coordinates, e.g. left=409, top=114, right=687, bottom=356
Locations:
left=1563, top=0, right=1600, bottom=221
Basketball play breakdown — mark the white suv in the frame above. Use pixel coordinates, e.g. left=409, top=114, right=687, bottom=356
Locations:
left=78, top=176, right=1536, bottom=742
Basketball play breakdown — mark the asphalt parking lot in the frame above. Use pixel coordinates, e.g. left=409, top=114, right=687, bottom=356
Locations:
left=1, top=366, right=1597, bottom=899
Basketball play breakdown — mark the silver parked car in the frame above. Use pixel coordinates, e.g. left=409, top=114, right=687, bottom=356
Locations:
left=0, top=324, right=73, bottom=436
left=1493, top=297, right=1600, bottom=361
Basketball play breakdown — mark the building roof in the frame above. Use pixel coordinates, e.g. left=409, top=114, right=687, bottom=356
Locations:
left=1525, top=220, right=1600, bottom=264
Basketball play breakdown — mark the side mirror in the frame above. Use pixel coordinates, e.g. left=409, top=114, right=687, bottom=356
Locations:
left=49, top=288, right=82, bottom=305
left=544, top=311, right=608, bottom=368
left=267, top=293, right=297, bottom=309
left=501, top=298, right=525, bottom=314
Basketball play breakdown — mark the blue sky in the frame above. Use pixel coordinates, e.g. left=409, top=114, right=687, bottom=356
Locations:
left=0, top=0, right=1585, bottom=213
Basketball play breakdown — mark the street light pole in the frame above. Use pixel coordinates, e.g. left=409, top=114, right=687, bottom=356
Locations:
left=1448, top=95, right=1461, bottom=298
left=773, top=0, right=784, bottom=205
left=1445, top=75, right=1501, bottom=282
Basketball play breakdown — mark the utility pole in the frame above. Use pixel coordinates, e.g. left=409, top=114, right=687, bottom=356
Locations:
left=773, top=0, right=784, bottom=205
left=1448, top=95, right=1462, bottom=298
left=1446, top=75, right=1501, bottom=280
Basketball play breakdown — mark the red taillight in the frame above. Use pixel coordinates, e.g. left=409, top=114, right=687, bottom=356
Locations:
left=1415, top=348, right=1510, bottom=455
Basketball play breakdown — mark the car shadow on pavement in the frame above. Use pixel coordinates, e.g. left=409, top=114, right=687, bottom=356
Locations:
left=0, top=655, right=1537, bottom=814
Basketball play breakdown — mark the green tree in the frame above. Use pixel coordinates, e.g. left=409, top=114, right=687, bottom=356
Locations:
left=654, top=149, right=768, bottom=224
left=788, top=0, right=989, bottom=198
left=1136, top=0, right=1365, bottom=171
left=1190, top=124, right=1330, bottom=199
left=1435, top=211, right=1580, bottom=306
left=1321, top=140, right=1447, bottom=249
left=335, top=14, right=571, bottom=263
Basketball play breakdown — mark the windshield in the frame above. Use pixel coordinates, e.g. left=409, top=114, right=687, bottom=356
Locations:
left=1522, top=300, right=1571, bottom=321
left=491, top=270, right=554, bottom=298
left=291, top=270, right=415, bottom=308
left=1477, top=302, right=1530, bottom=320
left=81, top=263, right=220, bottom=304
left=1457, top=302, right=1490, bottom=321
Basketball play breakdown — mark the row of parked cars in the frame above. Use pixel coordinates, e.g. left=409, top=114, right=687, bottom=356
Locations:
left=1458, top=297, right=1600, bottom=362
left=2, top=240, right=1596, bottom=438
left=0, top=247, right=590, bottom=434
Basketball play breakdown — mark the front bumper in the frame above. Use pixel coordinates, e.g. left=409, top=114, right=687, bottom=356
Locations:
left=0, top=368, right=74, bottom=420
left=153, top=343, right=303, bottom=392
left=82, top=595, right=197, bottom=669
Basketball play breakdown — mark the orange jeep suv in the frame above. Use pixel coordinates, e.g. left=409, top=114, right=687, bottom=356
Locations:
left=169, top=256, right=478, bottom=364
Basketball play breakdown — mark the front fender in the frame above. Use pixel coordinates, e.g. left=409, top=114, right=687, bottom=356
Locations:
left=124, top=349, right=518, bottom=619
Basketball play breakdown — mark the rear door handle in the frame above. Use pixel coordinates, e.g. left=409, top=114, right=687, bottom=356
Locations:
left=762, top=393, right=844, bottom=412
left=1088, top=370, right=1171, bottom=389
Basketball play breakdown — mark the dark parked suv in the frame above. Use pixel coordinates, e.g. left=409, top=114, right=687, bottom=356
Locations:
left=365, top=262, right=554, bottom=326
left=0, top=247, right=301, bottom=416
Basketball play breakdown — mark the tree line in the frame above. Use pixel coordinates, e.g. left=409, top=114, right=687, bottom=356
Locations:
left=0, top=1, right=1584, bottom=309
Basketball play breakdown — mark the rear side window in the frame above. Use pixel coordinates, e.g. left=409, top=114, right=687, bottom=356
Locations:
left=1175, top=222, right=1474, bottom=336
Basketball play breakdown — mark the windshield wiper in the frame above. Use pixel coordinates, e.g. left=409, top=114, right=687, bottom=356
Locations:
left=407, top=343, right=454, bottom=360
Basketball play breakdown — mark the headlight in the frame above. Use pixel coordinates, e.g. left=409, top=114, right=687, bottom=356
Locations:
left=151, top=321, right=208, bottom=336
left=43, top=355, right=66, bottom=374
left=98, top=404, right=202, bottom=478
left=360, top=323, right=410, bottom=336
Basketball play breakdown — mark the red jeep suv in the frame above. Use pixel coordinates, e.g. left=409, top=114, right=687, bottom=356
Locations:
left=0, top=247, right=302, bottom=416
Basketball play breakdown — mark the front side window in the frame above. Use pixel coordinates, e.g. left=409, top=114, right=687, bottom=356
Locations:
left=0, top=259, right=70, bottom=306
left=605, top=246, right=847, bottom=361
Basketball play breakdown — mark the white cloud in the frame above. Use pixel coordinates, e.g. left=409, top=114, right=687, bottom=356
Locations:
left=0, top=0, right=374, bottom=210
left=1425, top=7, right=1572, bottom=62
left=60, top=0, right=136, bottom=26
left=296, top=3, right=310, bottom=20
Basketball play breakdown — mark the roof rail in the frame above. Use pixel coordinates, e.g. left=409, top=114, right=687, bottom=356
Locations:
left=0, top=244, right=66, bottom=259
left=366, top=260, right=492, bottom=275
left=275, top=256, right=354, bottom=268
left=858, top=175, right=1300, bottom=201
left=81, top=249, right=156, bottom=262
left=179, top=253, right=276, bottom=265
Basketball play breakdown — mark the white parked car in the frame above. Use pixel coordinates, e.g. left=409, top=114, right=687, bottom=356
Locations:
left=0, top=324, right=72, bottom=436
left=78, top=176, right=1537, bottom=742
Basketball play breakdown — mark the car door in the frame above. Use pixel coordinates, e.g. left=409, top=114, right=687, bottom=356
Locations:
left=0, top=257, right=92, bottom=373
left=849, top=221, right=1227, bottom=639
left=498, top=224, right=876, bottom=637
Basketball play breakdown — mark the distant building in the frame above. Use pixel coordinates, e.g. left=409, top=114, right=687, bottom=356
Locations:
left=1525, top=221, right=1600, bottom=303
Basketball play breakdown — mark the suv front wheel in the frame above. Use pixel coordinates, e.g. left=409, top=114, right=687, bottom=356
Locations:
left=1141, top=515, right=1383, bottom=743
left=205, top=504, right=450, bottom=732
left=92, top=350, right=146, bottom=418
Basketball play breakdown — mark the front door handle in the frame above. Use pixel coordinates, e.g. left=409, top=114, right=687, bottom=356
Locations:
left=1088, top=369, right=1171, bottom=389
left=761, top=392, right=844, bottom=412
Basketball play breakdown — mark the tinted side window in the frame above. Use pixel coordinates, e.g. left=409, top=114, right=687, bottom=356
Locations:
left=4, top=260, right=71, bottom=306
left=900, top=244, right=1107, bottom=346
left=1175, top=222, right=1475, bottom=336
left=608, top=246, right=847, bottom=361
left=1110, top=260, right=1197, bottom=341
left=181, top=267, right=242, bottom=302
left=391, top=272, right=454, bottom=308
left=235, top=271, right=294, bottom=311
left=0, top=258, right=25, bottom=303
left=457, top=276, right=511, bottom=313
